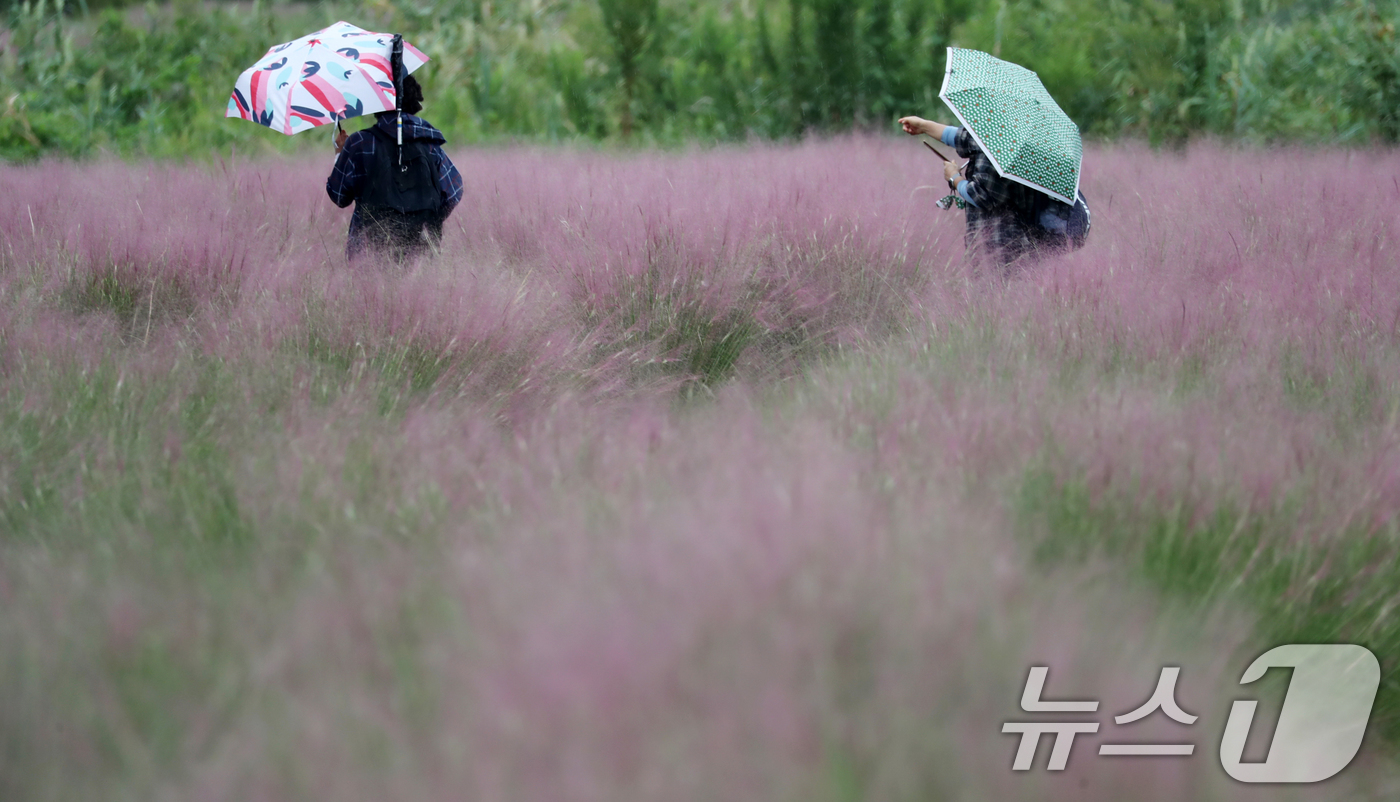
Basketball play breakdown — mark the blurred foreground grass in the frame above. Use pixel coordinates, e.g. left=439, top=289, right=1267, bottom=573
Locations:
left=4, top=299, right=1400, bottom=799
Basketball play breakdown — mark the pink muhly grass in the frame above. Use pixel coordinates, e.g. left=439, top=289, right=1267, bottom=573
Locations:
left=2, top=137, right=1400, bottom=800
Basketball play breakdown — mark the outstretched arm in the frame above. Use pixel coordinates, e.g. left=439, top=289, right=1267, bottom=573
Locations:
left=898, top=116, right=952, bottom=141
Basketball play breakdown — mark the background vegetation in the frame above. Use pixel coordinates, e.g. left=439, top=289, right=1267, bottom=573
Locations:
left=2, top=0, right=1397, bottom=160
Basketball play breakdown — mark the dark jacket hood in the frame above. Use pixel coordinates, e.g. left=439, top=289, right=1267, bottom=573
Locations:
left=371, top=112, right=446, bottom=145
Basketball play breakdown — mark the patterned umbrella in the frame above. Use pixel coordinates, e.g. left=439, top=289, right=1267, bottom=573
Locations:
left=226, top=21, right=428, bottom=136
left=938, top=47, right=1082, bottom=205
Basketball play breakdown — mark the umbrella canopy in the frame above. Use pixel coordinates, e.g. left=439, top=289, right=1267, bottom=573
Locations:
left=226, top=21, right=429, bottom=136
left=938, top=47, right=1082, bottom=205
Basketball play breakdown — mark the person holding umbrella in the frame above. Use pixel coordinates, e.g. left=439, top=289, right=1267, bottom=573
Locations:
left=900, top=114, right=1044, bottom=267
left=900, top=48, right=1090, bottom=271
left=227, top=22, right=461, bottom=261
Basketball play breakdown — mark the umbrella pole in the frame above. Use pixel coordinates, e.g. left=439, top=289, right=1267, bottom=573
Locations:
left=923, top=140, right=950, bottom=162
left=392, top=34, right=404, bottom=169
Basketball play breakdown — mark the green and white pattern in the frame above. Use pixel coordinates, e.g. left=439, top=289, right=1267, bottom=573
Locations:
left=939, top=47, right=1082, bottom=205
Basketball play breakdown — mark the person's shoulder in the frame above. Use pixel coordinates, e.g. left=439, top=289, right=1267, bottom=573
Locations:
left=405, top=115, right=448, bottom=145
left=346, top=126, right=383, bottom=149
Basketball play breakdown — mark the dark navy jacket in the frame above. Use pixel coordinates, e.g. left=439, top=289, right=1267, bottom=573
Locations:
left=326, top=113, right=464, bottom=256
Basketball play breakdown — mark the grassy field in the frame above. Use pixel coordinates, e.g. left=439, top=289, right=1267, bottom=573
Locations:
left=2, top=136, right=1400, bottom=799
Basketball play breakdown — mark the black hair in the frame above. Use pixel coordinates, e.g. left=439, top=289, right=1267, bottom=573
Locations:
left=374, top=74, right=424, bottom=119
left=400, top=74, right=423, bottom=116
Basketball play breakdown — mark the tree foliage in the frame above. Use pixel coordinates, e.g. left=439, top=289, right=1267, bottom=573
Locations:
left=1, top=0, right=1397, bottom=159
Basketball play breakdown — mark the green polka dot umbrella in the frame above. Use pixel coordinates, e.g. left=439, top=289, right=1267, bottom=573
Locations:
left=939, top=47, right=1082, bottom=205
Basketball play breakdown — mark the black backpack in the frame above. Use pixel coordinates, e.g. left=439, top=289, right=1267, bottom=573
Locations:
left=357, top=124, right=444, bottom=255
left=1019, top=188, right=1091, bottom=251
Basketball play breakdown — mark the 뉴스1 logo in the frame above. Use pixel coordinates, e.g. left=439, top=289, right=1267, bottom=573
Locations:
left=1003, top=644, right=1380, bottom=782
